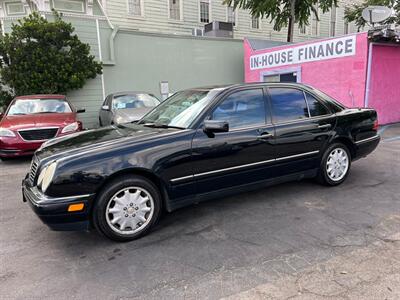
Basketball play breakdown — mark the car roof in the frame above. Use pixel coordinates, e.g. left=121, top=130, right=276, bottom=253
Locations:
left=188, top=82, right=311, bottom=92
left=15, top=94, right=66, bottom=100
left=109, top=91, right=157, bottom=97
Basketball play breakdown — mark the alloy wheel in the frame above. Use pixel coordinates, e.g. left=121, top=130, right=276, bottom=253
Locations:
left=105, top=187, right=154, bottom=235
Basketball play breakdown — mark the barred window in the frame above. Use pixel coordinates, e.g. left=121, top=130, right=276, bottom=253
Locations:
left=200, top=0, right=210, bottom=23
left=330, top=6, right=336, bottom=36
left=251, top=16, right=259, bottom=29
left=128, top=0, right=142, bottom=16
left=344, top=21, right=349, bottom=34
left=227, top=6, right=236, bottom=26
left=169, top=0, right=181, bottom=20
left=312, top=6, right=319, bottom=36
left=299, top=25, right=307, bottom=35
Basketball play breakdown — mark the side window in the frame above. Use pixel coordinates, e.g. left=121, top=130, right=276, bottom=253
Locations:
left=211, top=89, right=267, bottom=129
left=269, top=88, right=309, bottom=123
left=305, top=93, right=330, bottom=117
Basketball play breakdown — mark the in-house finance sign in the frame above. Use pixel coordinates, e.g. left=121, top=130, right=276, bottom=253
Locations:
left=250, top=35, right=356, bottom=70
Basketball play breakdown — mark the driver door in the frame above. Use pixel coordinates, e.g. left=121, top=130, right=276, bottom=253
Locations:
left=191, top=88, right=276, bottom=195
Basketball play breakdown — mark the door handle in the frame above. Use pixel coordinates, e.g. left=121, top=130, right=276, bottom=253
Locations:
left=257, top=132, right=274, bottom=140
left=318, top=124, right=332, bottom=129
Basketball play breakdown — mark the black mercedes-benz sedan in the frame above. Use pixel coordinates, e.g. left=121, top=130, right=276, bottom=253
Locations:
left=22, top=83, right=380, bottom=241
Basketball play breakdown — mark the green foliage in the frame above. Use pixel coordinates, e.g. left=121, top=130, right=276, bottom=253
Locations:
left=0, top=87, right=13, bottom=111
left=223, top=0, right=338, bottom=42
left=0, top=11, right=102, bottom=109
left=345, top=0, right=400, bottom=29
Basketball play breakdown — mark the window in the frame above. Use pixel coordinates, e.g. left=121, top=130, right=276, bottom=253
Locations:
left=212, top=89, right=266, bottom=129
left=112, top=94, right=160, bottom=109
left=311, top=6, right=319, bottom=36
left=299, top=25, right=307, bottom=35
left=344, top=21, right=349, bottom=34
left=269, top=88, right=309, bottom=122
left=52, top=0, right=85, bottom=13
left=227, top=6, right=236, bottom=26
left=169, top=0, right=181, bottom=20
left=7, top=99, right=72, bottom=116
left=305, top=93, right=329, bottom=117
left=330, top=6, right=336, bottom=36
left=6, top=2, right=25, bottom=15
left=251, top=15, right=259, bottom=29
left=200, top=0, right=210, bottom=23
left=128, top=0, right=142, bottom=16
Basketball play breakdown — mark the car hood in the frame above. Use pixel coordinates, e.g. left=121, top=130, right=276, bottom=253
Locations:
left=35, top=123, right=184, bottom=161
left=113, top=107, right=153, bottom=124
left=0, top=113, right=76, bottom=130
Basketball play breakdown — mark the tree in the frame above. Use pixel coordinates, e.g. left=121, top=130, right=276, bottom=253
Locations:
left=345, top=0, right=400, bottom=29
left=223, top=0, right=338, bottom=42
left=0, top=12, right=102, bottom=109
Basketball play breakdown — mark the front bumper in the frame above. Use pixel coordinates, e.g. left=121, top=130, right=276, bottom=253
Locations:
left=22, top=179, right=94, bottom=231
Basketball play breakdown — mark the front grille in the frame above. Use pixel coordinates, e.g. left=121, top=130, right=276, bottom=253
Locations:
left=18, top=128, right=58, bottom=141
left=29, top=158, right=39, bottom=185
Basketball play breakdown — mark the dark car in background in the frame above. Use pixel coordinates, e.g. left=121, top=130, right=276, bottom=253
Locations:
left=0, top=95, right=85, bottom=159
left=22, top=83, right=380, bottom=241
left=99, top=92, right=160, bottom=126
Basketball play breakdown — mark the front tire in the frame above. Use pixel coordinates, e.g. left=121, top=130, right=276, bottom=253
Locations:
left=317, top=143, right=351, bottom=186
left=93, top=175, right=162, bottom=242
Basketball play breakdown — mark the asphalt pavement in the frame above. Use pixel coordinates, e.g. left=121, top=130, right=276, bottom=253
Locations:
left=0, top=124, right=399, bottom=299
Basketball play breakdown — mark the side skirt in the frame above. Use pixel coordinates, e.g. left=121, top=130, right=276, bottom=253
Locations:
left=166, top=169, right=318, bottom=212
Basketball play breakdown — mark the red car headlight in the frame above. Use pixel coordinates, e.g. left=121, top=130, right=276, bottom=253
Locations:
left=0, top=128, right=16, bottom=137
left=61, top=122, right=79, bottom=134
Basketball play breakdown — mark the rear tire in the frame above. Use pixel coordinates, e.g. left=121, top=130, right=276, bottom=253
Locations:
left=317, top=143, right=351, bottom=186
left=93, top=175, right=162, bottom=242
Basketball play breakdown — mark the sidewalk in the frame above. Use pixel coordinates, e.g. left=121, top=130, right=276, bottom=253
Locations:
left=224, top=216, right=400, bottom=300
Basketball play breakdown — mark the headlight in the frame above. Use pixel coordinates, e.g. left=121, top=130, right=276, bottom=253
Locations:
left=0, top=128, right=16, bottom=137
left=61, top=122, right=79, bottom=133
left=38, top=161, right=57, bottom=193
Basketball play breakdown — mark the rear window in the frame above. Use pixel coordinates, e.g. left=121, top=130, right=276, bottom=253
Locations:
left=7, top=99, right=72, bottom=115
left=269, top=88, right=309, bottom=123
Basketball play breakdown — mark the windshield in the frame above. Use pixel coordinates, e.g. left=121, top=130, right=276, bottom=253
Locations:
left=139, top=89, right=221, bottom=129
left=7, top=99, right=72, bottom=115
left=112, top=94, right=160, bottom=110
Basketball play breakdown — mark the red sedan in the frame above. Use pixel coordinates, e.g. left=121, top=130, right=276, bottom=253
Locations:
left=0, top=95, right=85, bottom=159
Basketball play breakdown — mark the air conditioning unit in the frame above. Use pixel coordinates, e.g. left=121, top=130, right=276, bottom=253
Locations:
left=192, top=28, right=204, bottom=37
left=203, top=21, right=233, bottom=38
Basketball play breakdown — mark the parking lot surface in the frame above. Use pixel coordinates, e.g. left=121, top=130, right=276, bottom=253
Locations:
left=1, top=124, right=399, bottom=299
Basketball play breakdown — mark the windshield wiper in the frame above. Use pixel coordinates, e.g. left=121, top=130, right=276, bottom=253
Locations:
left=142, top=122, right=185, bottom=129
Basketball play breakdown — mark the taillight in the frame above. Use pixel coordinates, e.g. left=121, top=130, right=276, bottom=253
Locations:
left=373, top=119, right=378, bottom=131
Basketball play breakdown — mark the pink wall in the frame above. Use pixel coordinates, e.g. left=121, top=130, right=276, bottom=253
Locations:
left=244, top=33, right=369, bottom=108
left=368, top=44, right=400, bottom=125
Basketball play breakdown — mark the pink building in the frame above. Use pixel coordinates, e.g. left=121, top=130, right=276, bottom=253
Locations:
left=244, top=31, right=400, bottom=125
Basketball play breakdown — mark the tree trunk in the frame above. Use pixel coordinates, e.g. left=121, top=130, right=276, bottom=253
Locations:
left=287, top=0, right=296, bottom=42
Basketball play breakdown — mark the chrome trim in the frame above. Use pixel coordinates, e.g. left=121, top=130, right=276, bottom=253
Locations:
left=195, top=158, right=276, bottom=178
left=355, top=135, right=380, bottom=145
left=18, top=127, right=59, bottom=142
left=275, top=150, right=320, bottom=161
left=170, top=150, right=320, bottom=183
left=170, top=175, right=194, bottom=183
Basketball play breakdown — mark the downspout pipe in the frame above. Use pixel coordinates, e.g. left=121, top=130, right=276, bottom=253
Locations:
left=364, top=41, right=374, bottom=108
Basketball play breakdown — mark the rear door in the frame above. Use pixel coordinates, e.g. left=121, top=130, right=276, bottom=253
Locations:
left=267, top=86, right=336, bottom=175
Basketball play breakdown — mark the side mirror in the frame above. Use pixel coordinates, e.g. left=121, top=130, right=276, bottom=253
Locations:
left=101, top=105, right=110, bottom=111
left=204, top=120, right=229, bottom=134
left=76, top=108, right=86, bottom=113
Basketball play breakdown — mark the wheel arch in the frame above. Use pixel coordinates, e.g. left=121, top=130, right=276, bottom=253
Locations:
left=329, top=136, right=356, bottom=159
left=91, top=167, right=169, bottom=216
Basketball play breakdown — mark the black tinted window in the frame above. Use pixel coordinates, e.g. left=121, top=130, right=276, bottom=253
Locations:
left=269, top=88, right=309, bottom=122
left=305, top=93, right=330, bottom=116
left=212, top=89, right=266, bottom=129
